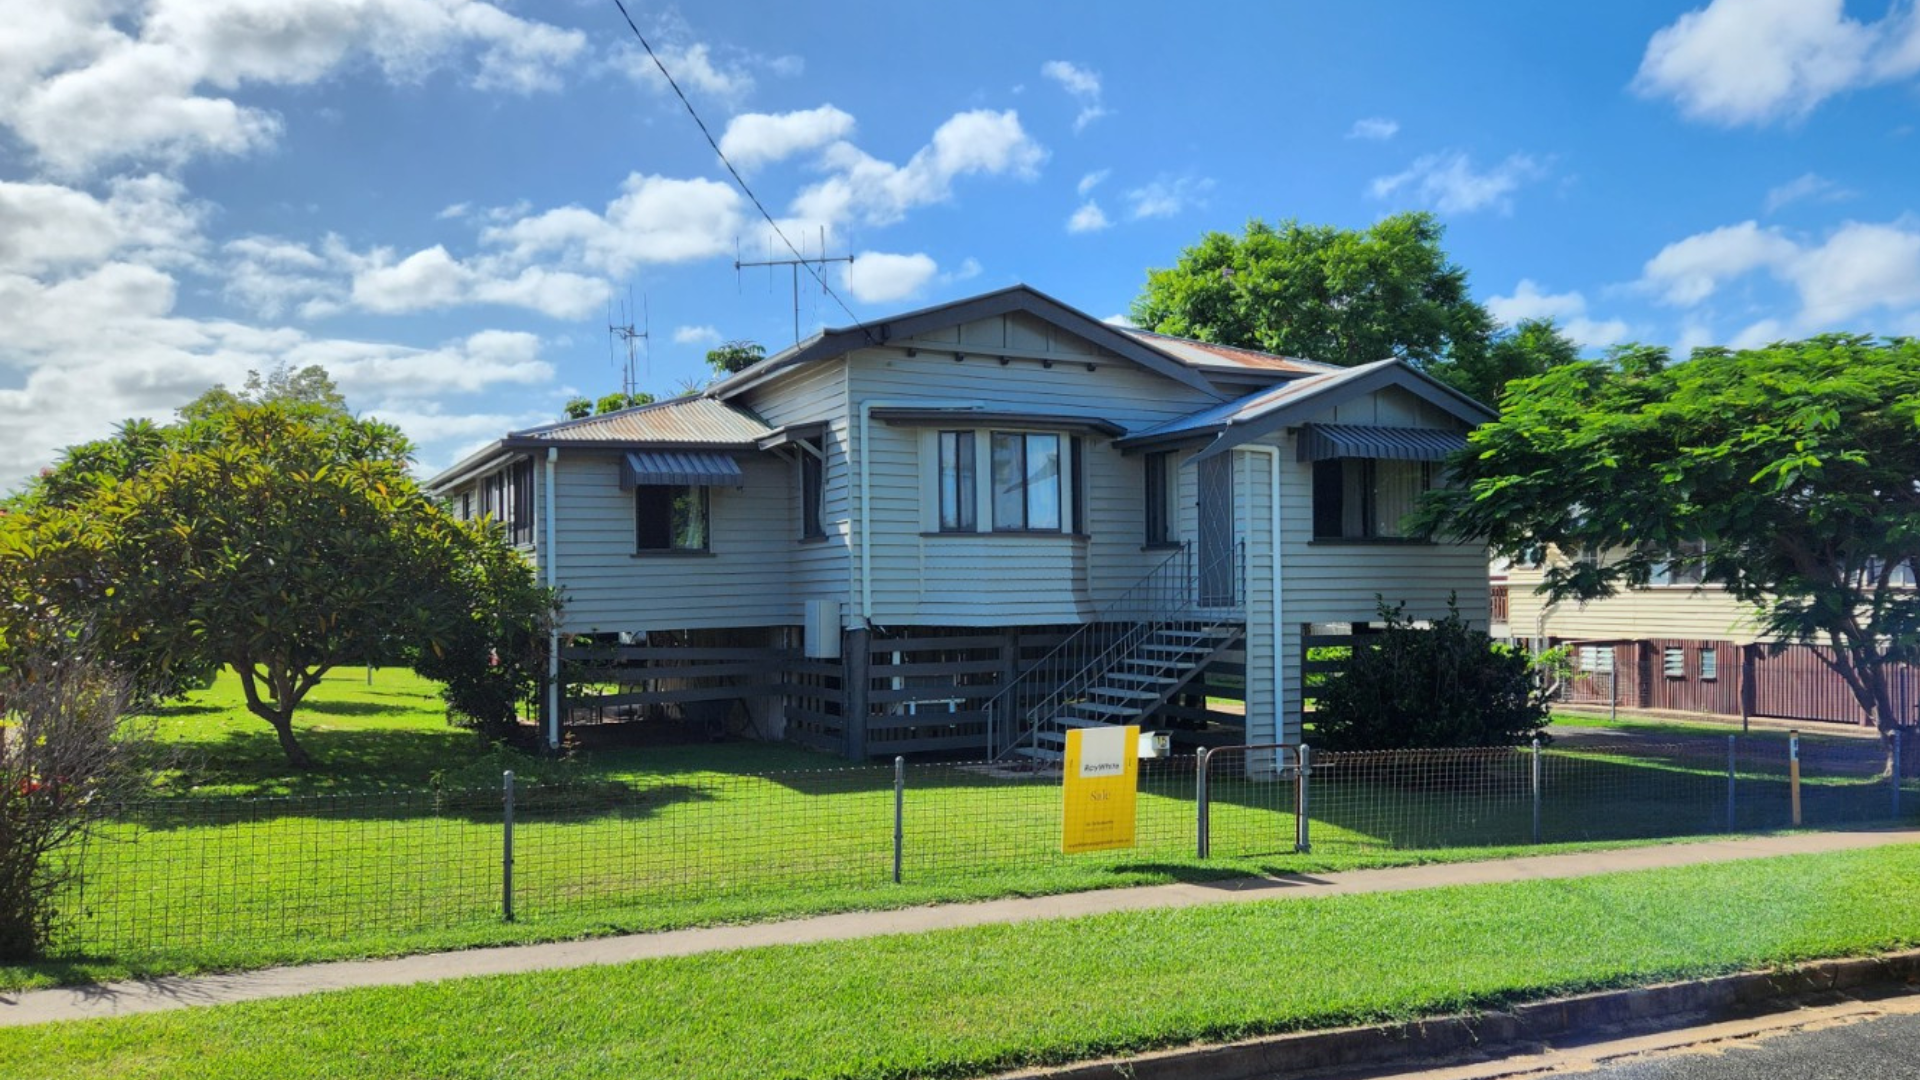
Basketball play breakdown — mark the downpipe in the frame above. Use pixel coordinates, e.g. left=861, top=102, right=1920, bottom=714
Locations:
left=545, top=447, right=560, bottom=752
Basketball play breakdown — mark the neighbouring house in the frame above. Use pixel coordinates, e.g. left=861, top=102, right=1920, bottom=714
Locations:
left=429, top=285, right=1494, bottom=761
left=1502, top=553, right=1920, bottom=728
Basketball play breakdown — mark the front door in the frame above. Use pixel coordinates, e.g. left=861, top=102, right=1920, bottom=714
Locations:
left=1197, top=454, right=1236, bottom=607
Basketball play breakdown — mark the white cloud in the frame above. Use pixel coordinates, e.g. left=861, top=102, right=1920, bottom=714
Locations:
left=843, top=251, right=939, bottom=304
left=1041, top=59, right=1109, bottom=132
left=436, top=202, right=471, bottom=220
left=1784, top=221, right=1920, bottom=324
left=0, top=174, right=206, bottom=275
left=1638, top=217, right=1920, bottom=330
left=1369, top=151, right=1546, bottom=214
left=1067, top=201, right=1111, bottom=233
left=1486, top=280, right=1630, bottom=348
left=1764, top=172, right=1857, bottom=214
left=942, top=257, right=983, bottom=284
left=1, top=0, right=586, bottom=176
left=1103, top=313, right=1137, bottom=328
left=718, top=105, right=857, bottom=169
left=790, top=109, right=1046, bottom=227
left=1346, top=117, right=1399, bottom=140
left=484, top=174, right=745, bottom=276
left=673, top=325, right=721, bottom=346
left=1127, top=176, right=1214, bottom=220
left=1727, top=318, right=1790, bottom=350
left=1077, top=169, right=1110, bottom=197
left=1632, top=0, right=1920, bottom=127
left=1639, top=220, right=1800, bottom=305
left=610, top=41, right=748, bottom=101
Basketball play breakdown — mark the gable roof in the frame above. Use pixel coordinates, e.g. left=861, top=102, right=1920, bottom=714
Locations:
left=1114, top=328, right=1336, bottom=376
left=423, top=395, right=774, bottom=491
left=1116, top=358, right=1496, bottom=459
left=711, top=284, right=1227, bottom=399
left=505, top=395, right=772, bottom=448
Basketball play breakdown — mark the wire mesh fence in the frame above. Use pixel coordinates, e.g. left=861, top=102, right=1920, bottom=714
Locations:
left=50, top=731, right=1914, bottom=961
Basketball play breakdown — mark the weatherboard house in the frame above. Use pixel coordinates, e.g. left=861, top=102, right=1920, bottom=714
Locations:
left=429, top=286, right=1493, bottom=761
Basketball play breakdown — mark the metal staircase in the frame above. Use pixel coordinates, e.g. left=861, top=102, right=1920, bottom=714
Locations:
left=985, top=541, right=1245, bottom=763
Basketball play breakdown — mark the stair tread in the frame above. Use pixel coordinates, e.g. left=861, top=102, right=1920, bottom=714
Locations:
left=1108, top=672, right=1178, bottom=685
left=1088, top=686, right=1160, bottom=700
left=1066, top=701, right=1141, bottom=717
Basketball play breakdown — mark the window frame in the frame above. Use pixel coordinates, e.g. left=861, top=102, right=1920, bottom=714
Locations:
left=990, top=430, right=1064, bottom=533
left=1310, top=457, right=1436, bottom=541
left=798, top=436, right=826, bottom=540
left=936, top=430, right=976, bottom=533
left=634, top=484, right=710, bottom=554
left=1144, top=450, right=1177, bottom=548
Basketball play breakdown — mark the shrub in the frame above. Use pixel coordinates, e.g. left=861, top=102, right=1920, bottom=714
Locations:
left=1311, top=596, right=1551, bottom=752
left=0, top=637, right=147, bottom=959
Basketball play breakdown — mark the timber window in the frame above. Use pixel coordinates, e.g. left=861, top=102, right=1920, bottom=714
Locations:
left=1650, top=541, right=1707, bottom=586
left=1312, top=458, right=1434, bottom=540
left=799, top=435, right=825, bottom=539
left=506, top=459, right=535, bottom=547
left=991, top=432, right=1062, bottom=531
left=1700, top=648, right=1719, bottom=681
left=937, top=431, right=975, bottom=532
left=1578, top=645, right=1615, bottom=674
left=1663, top=647, right=1686, bottom=678
left=635, top=485, right=709, bottom=552
left=1145, top=451, right=1177, bottom=547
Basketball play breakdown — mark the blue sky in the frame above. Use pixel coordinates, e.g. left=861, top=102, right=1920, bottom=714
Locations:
left=4, top=0, right=1920, bottom=487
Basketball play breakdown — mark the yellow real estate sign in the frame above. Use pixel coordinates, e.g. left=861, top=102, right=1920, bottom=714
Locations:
left=1062, top=725, right=1140, bottom=853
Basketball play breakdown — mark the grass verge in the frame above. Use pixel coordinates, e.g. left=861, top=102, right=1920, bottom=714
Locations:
left=3, top=844, right=1919, bottom=1080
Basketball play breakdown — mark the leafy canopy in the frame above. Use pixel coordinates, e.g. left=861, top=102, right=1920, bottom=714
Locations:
left=1129, top=213, right=1585, bottom=406
left=1422, top=335, right=1920, bottom=737
left=1, top=396, right=552, bottom=767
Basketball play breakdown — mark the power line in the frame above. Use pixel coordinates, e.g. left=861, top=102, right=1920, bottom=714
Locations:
left=610, top=1, right=876, bottom=345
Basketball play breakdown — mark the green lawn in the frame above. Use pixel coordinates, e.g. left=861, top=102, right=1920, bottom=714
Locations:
left=16, top=668, right=1902, bottom=994
left=5, top=845, right=1920, bottom=1080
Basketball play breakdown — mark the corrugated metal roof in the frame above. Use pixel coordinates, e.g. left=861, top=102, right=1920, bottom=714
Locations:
left=512, top=395, right=773, bottom=446
left=1121, top=361, right=1393, bottom=443
left=1297, top=423, right=1468, bottom=462
left=1116, top=328, right=1337, bottom=375
left=619, top=450, right=744, bottom=488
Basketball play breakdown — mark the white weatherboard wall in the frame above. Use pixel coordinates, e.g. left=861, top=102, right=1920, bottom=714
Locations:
left=547, top=451, right=797, bottom=634
left=845, top=312, right=1226, bottom=628
left=733, top=359, right=855, bottom=618
left=1259, top=386, right=1491, bottom=739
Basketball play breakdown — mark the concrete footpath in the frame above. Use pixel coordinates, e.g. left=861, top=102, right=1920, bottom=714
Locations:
left=4, top=828, right=1918, bottom=1028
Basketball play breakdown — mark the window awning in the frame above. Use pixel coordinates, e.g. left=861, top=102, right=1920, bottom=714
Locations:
left=1296, top=423, right=1468, bottom=462
left=619, top=450, right=743, bottom=489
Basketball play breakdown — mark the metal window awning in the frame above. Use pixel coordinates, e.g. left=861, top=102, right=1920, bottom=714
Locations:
left=619, top=450, right=743, bottom=489
left=1296, top=423, right=1468, bottom=462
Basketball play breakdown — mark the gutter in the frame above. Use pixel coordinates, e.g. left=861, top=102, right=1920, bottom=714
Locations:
left=544, top=447, right=560, bottom=752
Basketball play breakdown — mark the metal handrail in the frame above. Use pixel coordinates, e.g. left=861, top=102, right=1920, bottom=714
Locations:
left=985, top=538, right=1246, bottom=760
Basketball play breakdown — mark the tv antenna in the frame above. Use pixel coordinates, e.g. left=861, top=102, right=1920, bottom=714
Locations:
left=736, top=227, right=854, bottom=344
left=607, top=291, right=649, bottom=399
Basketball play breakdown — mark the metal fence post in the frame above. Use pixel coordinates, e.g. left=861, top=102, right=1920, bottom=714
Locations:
left=1195, top=748, right=1212, bottom=860
left=1726, top=735, right=1737, bottom=832
left=1530, top=739, right=1543, bottom=844
left=1789, top=729, right=1802, bottom=827
left=502, top=769, right=515, bottom=923
left=1893, top=729, right=1903, bottom=820
left=1294, top=744, right=1312, bottom=854
left=892, top=756, right=904, bottom=885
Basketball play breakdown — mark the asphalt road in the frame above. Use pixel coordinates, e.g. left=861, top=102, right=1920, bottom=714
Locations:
left=1560, top=1011, right=1920, bottom=1079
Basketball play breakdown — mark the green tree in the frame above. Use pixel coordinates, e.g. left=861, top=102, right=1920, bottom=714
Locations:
left=706, top=340, right=765, bottom=376
left=1130, top=212, right=1495, bottom=378
left=2, top=403, right=552, bottom=768
left=178, top=363, right=348, bottom=422
left=562, top=391, right=655, bottom=420
left=1420, top=335, right=1920, bottom=760
left=1430, top=317, right=1580, bottom=409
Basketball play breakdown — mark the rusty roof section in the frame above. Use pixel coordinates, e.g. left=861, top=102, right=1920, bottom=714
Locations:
left=1116, top=328, right=1337, bottom=375
left=509, top=395, right=774, bottom=447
